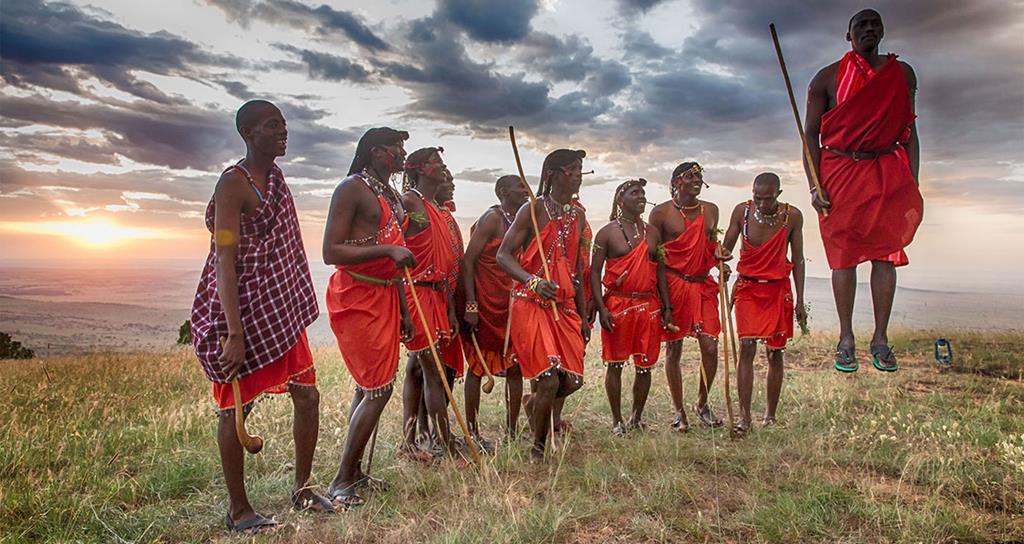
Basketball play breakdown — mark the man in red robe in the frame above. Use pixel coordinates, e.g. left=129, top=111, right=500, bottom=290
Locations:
left=462, top=175, right=528, bottom=443
left=398, top=147, right=464, bottom=459
left=324, top=127, right=416, bottom=506
left=590, top=179, right=661, bottom=436
left=648, top=162, right=727, bottom=431
left=191, top=100, right=328, bottom=532
left=720, top=173, right=807, bottom=433
left=497, top=149, right=590, bottom=461
left=805, top=9, right=922, bottom=372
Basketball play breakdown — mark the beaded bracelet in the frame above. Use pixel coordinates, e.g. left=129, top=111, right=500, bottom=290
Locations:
left=465, top=301, right=479, bottom=314
left=526, top=275, right=543, bottom=293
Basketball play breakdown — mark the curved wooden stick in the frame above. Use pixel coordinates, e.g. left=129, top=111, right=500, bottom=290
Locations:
left=470, top=333, right=495, bottom=394
left=508, top=126, right=559, bottom=321
left=404, top=268, right=483, bottom=465
left=221, top=337, right=264, bottom=455
left=716, top=263, right=736, bottom=431
left=769, top=23, right=830, bottom=217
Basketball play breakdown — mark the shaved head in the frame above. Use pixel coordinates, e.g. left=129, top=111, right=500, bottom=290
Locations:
left=495, top=174, right=521, bottom=195
left=849, top=8, right=882, bottom=30
left=753, top=172, right=781, bottom=191
left=235, top=99, right=277, bottom=135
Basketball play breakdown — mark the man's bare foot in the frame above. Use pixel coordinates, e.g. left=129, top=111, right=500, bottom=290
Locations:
left=693, top=403, right=723, bottom=428
left=671, top=412, right=690, bottom=433
left=291, top=488, right=336, bottom=514
left=528, top=445, right=545, bottom=463
left=396, top=443, right=434, bottom=464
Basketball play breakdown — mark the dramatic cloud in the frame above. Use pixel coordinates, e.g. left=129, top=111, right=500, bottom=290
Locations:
left=0, top=0, right=233, bottom=104
left=274, top=44, right=372, bottom=82
left=205, top=0, right=388, bottom=51
left=437, top=0, right=539, bottom=43
left=616, top=0, right=673, bottom=17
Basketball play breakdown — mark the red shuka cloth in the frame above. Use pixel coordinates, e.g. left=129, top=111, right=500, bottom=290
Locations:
left=509, top=205, right=586, bottom=380
left=661, top=209, right=720, bottom=342
left=733, top=214, right=794, bottom=349
left=403, top=196, right=459, bottom=363
left=819, top=52, right=922, bottom=269
left=212, top=331, right=314, bottom=410
left=436, top=202, right=465, bottom=377
left=464, top=232, right=516, bottom=377
left=601, top=239, right=661, bottom=368
left=327, top=190, right=406, bottom=394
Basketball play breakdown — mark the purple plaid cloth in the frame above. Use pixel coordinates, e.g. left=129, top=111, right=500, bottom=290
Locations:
left=191, top=164, right=318, bottom=384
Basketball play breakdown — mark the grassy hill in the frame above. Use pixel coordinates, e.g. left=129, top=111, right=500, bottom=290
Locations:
left=1, top=330, right=1022, bottom=543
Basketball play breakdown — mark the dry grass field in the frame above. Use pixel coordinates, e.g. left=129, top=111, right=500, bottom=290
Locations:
left=1, top=330, right=1022, bottom=543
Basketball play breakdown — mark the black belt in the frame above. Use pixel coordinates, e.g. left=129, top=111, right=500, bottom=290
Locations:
left=823, top=143, right=900, bottom=161
left=345, top=270, right=402, bottom=286
left=738, top=275, right=784, bottom=284
left=413, top=280, right=446, bottom=291
left=667, top=269, right=707, bottom=283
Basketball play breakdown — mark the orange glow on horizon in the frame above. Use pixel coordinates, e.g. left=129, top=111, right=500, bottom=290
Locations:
left=0, top=219, right=179, bottom=248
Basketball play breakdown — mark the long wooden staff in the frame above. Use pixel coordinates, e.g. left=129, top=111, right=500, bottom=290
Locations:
left=715, top=263, right=736, bottom=431
left=404, top=268, right=482, bottom=465
left=470, top=333, right=495, bottom=394
left=508, top=126, right=559, bottom=321
left=769, top=23, right=830, bottom=217
left=220, top=337, right=263, bottom=454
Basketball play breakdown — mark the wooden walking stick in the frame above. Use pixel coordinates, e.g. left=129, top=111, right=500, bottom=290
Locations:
left=403, top=268, right=483, bottom=465
left=470, top=333, right=495, bottom=394
left=769, top=23, right=830, bottom=217
left=220, top=337, right=263, bottom=454
left=715, top=263, right=736, bottom=431
left=508, top=126, right=559, bottom=321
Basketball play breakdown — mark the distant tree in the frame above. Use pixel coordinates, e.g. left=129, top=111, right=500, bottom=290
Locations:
left=0, top=332, right=34, bottom=359
left=177, top=320, right=193, bottom=345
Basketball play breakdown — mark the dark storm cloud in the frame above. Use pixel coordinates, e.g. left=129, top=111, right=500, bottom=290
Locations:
left=518, top=32, right=632, bottom=96
left=274, top=44, right=372, bottom=82
left=436, top=0, right=539, bottom=43
left=616, top=0, right=673, bottom=17
left=0, top=94, right=358, bottom=176
left=204, top=0, right=388, bottom=51
left=0, top=0, right=234, bottom=104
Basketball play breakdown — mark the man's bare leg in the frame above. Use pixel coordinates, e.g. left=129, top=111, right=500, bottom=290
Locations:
left=465, top=372, right=482, bottom=436
left=629, top=368, right=652, bottom=429
left=218, top=410, right=256, bottom=524
left=764, top=348, right=784, bottom=422
left=554, top=371, right=582, bottom=433
left=605, top=363, right=625, bottom=432
left=289, top=384, right=322, bottom=504
left=832, top=267, right=857, bottom=351
left=695, top=334, right=719, bottom=408
left=869, top=260, right=896, bottom=348
left=330, top=389, right=392, bottom=498
left=401, top=354, right=424, bottom=449
left=736, top=339, right=757, bottom=429
left=529, top=374, right=559, bottom=460
left=664, top=340, right=687, bottom=429
left=417, top=351, right=453, bottom=451
left=505, top=365, right=523, bottom=437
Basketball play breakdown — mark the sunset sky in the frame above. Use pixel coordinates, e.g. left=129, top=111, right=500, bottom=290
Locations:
left=2, top=0, right=1022, bottom=293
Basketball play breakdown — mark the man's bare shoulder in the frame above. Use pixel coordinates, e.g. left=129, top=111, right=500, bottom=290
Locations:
left=897, top=60, right=917, bottom=89
left=595, top=221, right=618, bottom=241
left=401, top=190, right=426, bottom=214
left=214, top=168, right=249, bottom=200
left=333, top=174, right=374, bottom=200
left=785, top=202, right=803, bottom=223
left=810, top=61, right=841, bottom=88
